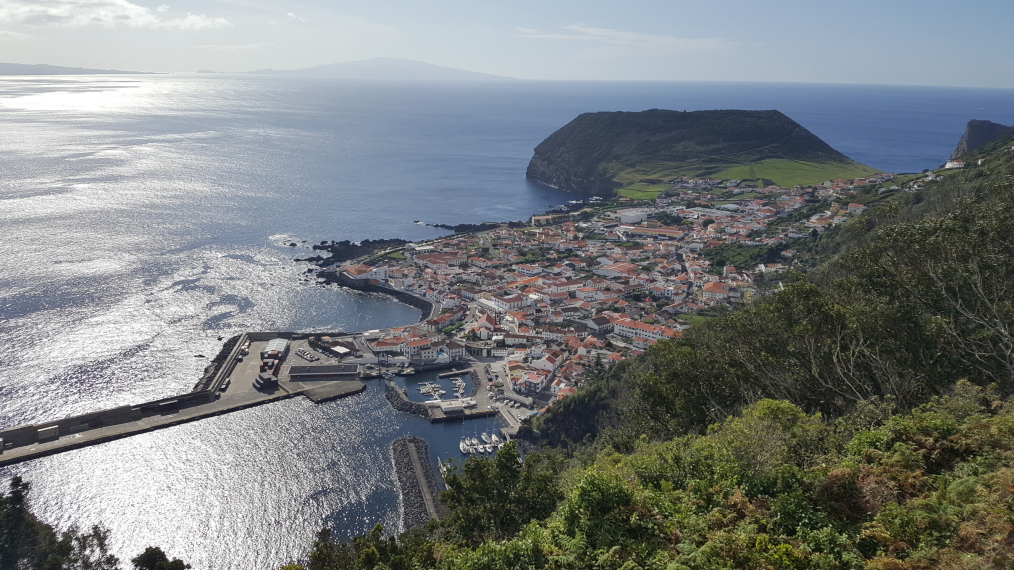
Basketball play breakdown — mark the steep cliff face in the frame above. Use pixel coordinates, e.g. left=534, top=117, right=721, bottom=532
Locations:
left=525, top=109, right=856, bottom=195
left=952, top=120, right=1014, bottom=159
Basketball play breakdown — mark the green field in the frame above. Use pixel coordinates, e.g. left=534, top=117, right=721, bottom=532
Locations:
left=713, top=159, right=881, bottom=187
left=677, top=313, right=713, bottom=327
left=610, top=158, right=881, bottom=199
left=616, top=182, right=672, bottom=199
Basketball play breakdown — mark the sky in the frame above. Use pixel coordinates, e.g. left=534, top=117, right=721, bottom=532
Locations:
left=1, top=0, right=1013, bottom=87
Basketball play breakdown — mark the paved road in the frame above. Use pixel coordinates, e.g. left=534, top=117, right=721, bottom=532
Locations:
left=468, top=359, right=530, bottom=434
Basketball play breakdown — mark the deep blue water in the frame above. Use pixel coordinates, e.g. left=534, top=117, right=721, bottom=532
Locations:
left=0, top=75, right=1012, bottom=569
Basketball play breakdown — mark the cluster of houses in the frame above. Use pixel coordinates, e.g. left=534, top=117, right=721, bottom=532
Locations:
left=325, top=175, right=893, bottom=406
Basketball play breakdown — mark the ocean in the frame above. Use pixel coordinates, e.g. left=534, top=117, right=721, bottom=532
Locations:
left=1, top=74, right=1012, bottom=568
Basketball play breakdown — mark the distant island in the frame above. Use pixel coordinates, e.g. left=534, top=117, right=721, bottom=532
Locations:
left=246, top=57, right=513, bottom=81
left=526, top=109, right=880, bottom=198
left=0, top=62, right=149, bottom=75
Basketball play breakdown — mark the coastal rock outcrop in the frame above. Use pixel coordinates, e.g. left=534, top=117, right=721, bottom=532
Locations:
left=952, top=119, right=1014, bottom=159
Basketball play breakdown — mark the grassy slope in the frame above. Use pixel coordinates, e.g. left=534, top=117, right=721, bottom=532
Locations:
left=613, top=158, right=881, bottom=199
left=713, top=158, right=881, bottom=187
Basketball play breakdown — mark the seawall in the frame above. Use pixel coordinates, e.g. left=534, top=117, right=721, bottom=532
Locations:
left=0, top=331, right=369, bottom=467
left=391, top=435, right=443, bottom=529
left=384, top=380, right=429, bottom=418
left=325, top=272, right=439, bottom=322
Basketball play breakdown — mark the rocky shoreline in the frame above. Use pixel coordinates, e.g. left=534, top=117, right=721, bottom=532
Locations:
left=296, top=238, right=409, bottom=267
left=420, top=221, right=524, bottom=233
left=322, top=274, right=437, bottom=320
left=384, top=380, right=430, bottom=417
left=391, top=435, right=443, bottom=529
left=192, top=334, right=241, bottom=391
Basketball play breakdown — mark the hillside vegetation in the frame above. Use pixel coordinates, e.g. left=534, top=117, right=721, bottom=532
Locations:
left=277, top=134, right=1014, bottom=569
left=526, top=109, right=880, bottom=198
left=294, top=386, right=1014, bottom=570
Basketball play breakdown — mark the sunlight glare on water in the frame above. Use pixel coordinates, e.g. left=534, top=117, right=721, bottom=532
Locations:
left=2, top=74, right=1012, bottom=568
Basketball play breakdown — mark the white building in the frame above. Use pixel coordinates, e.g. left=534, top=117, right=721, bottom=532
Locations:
left=617, top=208, right=650, bottom=224
left=612, top=319, right=677, bottom=342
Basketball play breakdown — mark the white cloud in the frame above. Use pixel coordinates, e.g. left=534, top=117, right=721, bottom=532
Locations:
left=0, top=0, right=231, bottom=30
left=517, top=25, right=734, bottom=57
left=166, top=13, right=232, bottom=30
left=156, top=4, right=169, bottom=13
left=0, top=29, right=34, bottom=40
left=286, top=12, right=306, bottom=23
left=192, top=42, right=273, bottom=51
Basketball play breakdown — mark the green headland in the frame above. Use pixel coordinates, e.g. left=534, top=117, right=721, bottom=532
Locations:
left=526, top=109, right=881, bottom=198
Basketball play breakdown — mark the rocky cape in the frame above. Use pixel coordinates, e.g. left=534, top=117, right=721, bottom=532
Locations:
left=952, top=119, right=1014, bottom=159
left=525, top=109, right=862, bottom=195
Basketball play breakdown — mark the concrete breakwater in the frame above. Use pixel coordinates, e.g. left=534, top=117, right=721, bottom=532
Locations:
left=391, top=435, right=443, bottom=529
left=0, top=331, right=367, bottom=467
left=192, top=334, right=241, bottom=392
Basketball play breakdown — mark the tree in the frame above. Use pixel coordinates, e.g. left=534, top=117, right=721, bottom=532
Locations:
left=0, top=477, right=53, bottom=570
left=440, top=442, right=562, bottom=545
left=132, top=546, right=191, bottom=570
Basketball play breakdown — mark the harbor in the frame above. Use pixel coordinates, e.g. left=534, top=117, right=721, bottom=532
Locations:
left=0, top=328, right=529, bottom=468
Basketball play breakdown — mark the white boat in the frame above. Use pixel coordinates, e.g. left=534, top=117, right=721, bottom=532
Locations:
left=484, top=444, right=493, bottom=453
left=481, top=433, right=491, bottom=444
left=469, top=437, right=479, bottom=447
left=459, top=439, right=469, bottom=454
left=491, top=434, right=501, bottom=445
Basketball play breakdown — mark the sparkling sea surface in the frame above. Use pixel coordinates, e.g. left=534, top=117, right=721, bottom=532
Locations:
left=1, top=75, right=1012, bottom=568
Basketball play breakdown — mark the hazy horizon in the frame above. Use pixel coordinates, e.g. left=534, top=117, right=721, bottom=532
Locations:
left=0, top=1, right=1012, bottom=88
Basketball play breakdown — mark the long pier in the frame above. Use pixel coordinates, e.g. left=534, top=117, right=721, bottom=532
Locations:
left=1, top=324, right=523, bottom=467
left=0, top=332, right=366, bottom=467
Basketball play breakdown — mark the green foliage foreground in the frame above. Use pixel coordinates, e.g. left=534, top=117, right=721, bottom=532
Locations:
left=0, top=478, right=190, bottom=570
left=291, top=384, right=1014, bottom=570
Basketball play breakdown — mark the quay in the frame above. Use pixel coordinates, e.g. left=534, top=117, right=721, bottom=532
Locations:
left=0, top=327, right=524, bottom=468
left=384, top=364, right=524, bottom=439
left=0, top=331, right=371, bottom=467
